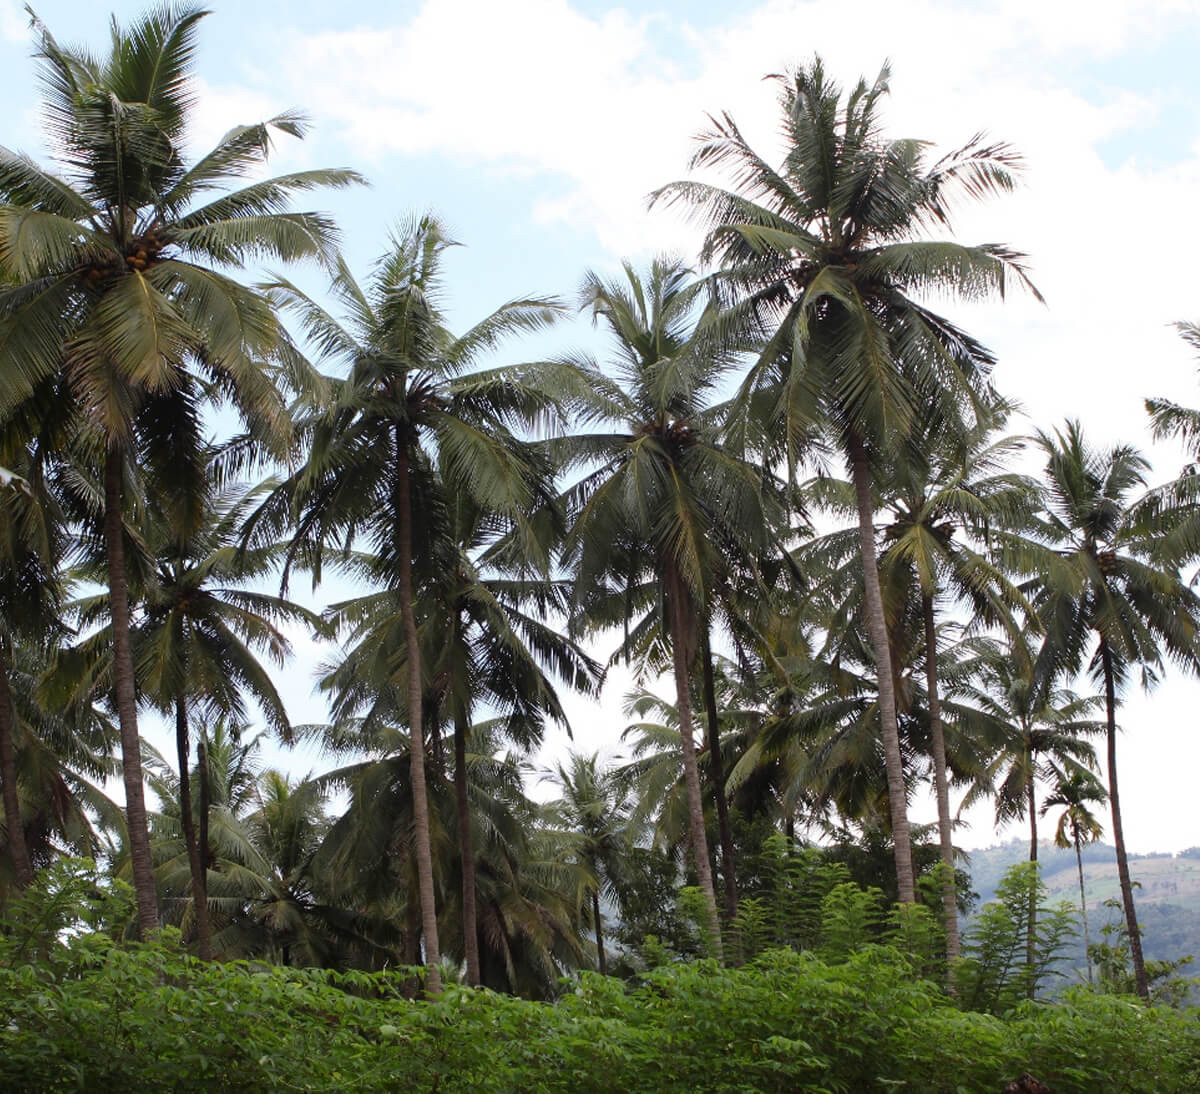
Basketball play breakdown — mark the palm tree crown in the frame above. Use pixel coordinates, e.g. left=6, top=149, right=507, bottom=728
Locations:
left=0, top=4, right=359, bottom=932
left=653, top=57, right=1038, bottom=901
left=561, top=255, right=788, bottom=949
left=263, top=213, right=564, bottom=991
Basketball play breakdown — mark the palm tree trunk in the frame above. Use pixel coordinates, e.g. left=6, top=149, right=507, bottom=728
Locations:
left=395, top=438, right=442, bottom=994
left=849, top=437, right=915, bottom=902
left=1099, top=638, right=1149, bottom=1000
left=664, top=557, right=722, bottom=959
left=174, top=693, right=212, bottom=960
left=0, top=650, right=34, bottom=889
left=1074, top=823, right=1093, bottom=984
left=922, top=595, right=958, bottom=963
left=197, top=732, right=210, bottom=882
left=700, top=630, right=738, bottom=924
left=402, top=864, right=422, bottom=999
left=104, top=449, right=158, bottom=935
left=592, top=888, right=607, bottom=976
left=1027, top=765, right=1038, bottom=998
left=453, top=713, right=480, bottom=987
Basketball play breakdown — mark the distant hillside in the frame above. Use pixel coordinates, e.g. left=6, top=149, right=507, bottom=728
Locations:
left=964, top=840, right=1200, bottom=965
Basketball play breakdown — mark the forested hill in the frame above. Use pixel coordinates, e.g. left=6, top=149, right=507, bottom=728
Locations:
left=967, top=841, right=1200, bottom=962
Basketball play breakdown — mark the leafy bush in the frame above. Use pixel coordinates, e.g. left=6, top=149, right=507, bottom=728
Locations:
left=953, top=861, right=1077, bottom=1013
left=4, top=860, right=1197, bottom=1093
left=4, top=931, right=1199, bottom=1092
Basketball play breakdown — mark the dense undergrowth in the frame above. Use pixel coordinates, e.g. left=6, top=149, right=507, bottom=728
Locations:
left=5, top=938, right=1199, bottom=1093
left=2, top=863, right=1197, bottom=1093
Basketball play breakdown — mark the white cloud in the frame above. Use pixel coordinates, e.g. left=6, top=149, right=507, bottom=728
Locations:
left=1, top=0, right=27, bottom=44
left=273, top=0, right=1200, bottom=453
left=185, top=76, right=315, bottom=177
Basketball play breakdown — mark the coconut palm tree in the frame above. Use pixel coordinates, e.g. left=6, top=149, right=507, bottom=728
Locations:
left=544, top=752, right=635, bottom=976
left=429, top=556, right=598, bottom=986
left=0, top=450, right=66, bottom=888
left=319, top=530, right=599, bottom=985
left=304, top=715, right=589, bottom=995
left=146, top=722, right=337, bottom=965
left=653, top=58, right=1038, bottom=901
left=880, top=411, right=1035, bottom=957
left=1016, top=422, right=1200, bottom=998
left=560, top=256, right=787, bottom=949
left=950, top=636, right=1103, bottom=866
left=0, top=6, right=359, bottom=931
left=66, top=467, right=325, bottom=958
left=262, top=217, right=565, bottom=989
left=1146, top=321, right=1200, bottom=462
left=948, top=633, right=1104, bottom=993
left=801, top=404, right=1036, bottom=958
left=1041, top=767, right=1106, bottom=982
left=0, top=637, right=120, bottom=897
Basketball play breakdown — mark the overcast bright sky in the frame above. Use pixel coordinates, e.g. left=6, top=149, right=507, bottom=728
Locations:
left=4, top=0, right=1200, bottom=854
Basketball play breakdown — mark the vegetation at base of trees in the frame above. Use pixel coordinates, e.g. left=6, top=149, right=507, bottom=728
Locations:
left=5, top=2, right=1200, bottom=1035
left=3, top=860, right=1199, bottom=1094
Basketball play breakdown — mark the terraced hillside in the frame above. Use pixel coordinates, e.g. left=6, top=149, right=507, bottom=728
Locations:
left=966, top=841, right=1200, bottom=964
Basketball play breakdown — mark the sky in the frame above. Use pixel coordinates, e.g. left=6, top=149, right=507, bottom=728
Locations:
left=3, top=0, right=1200, bottom=854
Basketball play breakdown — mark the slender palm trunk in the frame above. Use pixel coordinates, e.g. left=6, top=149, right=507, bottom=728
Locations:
left=395, top=438, right=442, bottom=994
left=0, top=651, right=34, bottom=889
left=1074, top=823, right=1093, bottom=984
left=700, top=630, right=738, bottom=924
left=175, top=693, right=212, bottom=960
left=197, top=733, right=210, bottom=885
left=1026, top=763, right=1038, bottom=998
left=402, top=862, right=422, bottom=999
left=1099, top=639, right=1149, bottom=1000
left=922, top=595, right=958, bottom=963
left=664, top=558, right=722, bottom=958
left=104, top=450, right=158, bottom=934
left=592, top=888, right=607, bottom=976
left=453, top=714, right=480, bottom=987
left=849, top=438, right=915, bottom=902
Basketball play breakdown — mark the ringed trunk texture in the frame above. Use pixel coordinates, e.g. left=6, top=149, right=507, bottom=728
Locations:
left=664, top=557, right=722, bottom=959
left=1027, top=764, right=1038, bottom=998
left=0, top=652, right=34, bottom=889
left=592, top=888, right=607, bottom=976
left=849, top=439, right=915, bottom=902
left=395, top=440, right=442, bottom=994
left=1099, top=639, right=1149, bottom=1000
left=402, top=873, right=422, bottom=1000
left=104, top=450, right=159, bottom=935
left=701, top=630, right=738, bottom=925
left=198, top=734, right=210, bottom=882
left=922, top=595, right=959, bottom=963
left=175, top=694, right=212, bottom=960
left=453, top=715, right=480, bottom=987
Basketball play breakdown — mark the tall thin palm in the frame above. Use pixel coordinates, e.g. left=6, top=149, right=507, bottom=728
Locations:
left=321, top=535, right=598, bottom=985
left=1, top=638, right=120, bottom=894
left=0, top=7, right=358, bottom=930
left=0, top=449, right=65, bottom=888
left=560, top=257, right=785, bottom=948
left=654, top=59, right=1037, bottom=900
left=1041, top=767, right=1106, bottom=982
left=949, top=633, right=1103, bottom=993
left=1018, top=422, right=1200, bottom=998
left=860, top=407, right=1035, bottom=957
left=545, top=752, right=634, bottom=976
left=427, top=545, right=598, bottom=986
left=264, top=215, right=563, bottom=990
left=70, top=471, right=323, bottom=957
